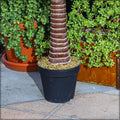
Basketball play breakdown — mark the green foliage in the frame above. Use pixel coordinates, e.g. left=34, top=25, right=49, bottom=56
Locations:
left=0, top=0, right=50, bottom=61
left=67, top=0, right=120, bottom=67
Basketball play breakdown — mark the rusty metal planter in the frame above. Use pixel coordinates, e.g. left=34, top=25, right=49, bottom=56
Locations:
left=77, top=52, right=118, bottom=87
left=116, top=51, right=120, bottom=89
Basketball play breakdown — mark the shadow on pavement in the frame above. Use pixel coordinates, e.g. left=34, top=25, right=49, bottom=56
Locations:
left=27, top=71, right=44, bottom=97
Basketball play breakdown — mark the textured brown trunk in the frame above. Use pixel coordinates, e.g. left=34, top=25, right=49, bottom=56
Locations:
left=49, top=0, right=71, bottom=64
left=116, top=50, right=120, bottom=89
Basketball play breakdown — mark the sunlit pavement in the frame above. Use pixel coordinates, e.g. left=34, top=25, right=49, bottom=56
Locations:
left=1, top=57, right=119, bottom=119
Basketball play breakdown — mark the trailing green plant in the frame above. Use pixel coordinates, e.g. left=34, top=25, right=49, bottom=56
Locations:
left=67, top=0, right=120, bottom=67
left=0, top=0, right=50, bottom=61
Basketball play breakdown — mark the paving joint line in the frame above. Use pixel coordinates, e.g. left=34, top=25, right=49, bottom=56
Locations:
left=44, top=104, right=64, bottom=119
left=50, top=114, right=76, bottom=119
left=76, top=91, right=119, bottom=95
left=3, top=106, right=50, bottom=116
left=1, top=99, right=45, bottom=107
left=101, top=93, right=120, bottom=96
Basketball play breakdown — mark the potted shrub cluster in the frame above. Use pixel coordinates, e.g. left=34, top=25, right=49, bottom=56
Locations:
left=1, top=0, right=81, bottom=103
left=0, top=0, right=50, bottom=71
left=67, top=0, right=120, bottom=86
left=37, top=0, right=81, bottom=103
left=1, top=0, right=119, bottom=102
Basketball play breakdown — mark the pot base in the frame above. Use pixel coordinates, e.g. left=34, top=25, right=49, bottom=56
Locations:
left=2, top=53, right=37, bottom=71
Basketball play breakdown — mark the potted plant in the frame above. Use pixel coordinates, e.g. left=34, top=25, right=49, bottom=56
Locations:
left=0, top=0, right=50, bottom=71
left=37, top=0, right=81, bottom=103
left=67, top=0, right=120, bottom=87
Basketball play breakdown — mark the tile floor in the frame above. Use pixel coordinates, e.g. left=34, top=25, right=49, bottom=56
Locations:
left=0, top=56, right=119, bottom=119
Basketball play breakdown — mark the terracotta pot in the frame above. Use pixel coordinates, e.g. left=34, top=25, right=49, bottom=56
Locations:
left=3, top=23, right=38, bottom=71
left=2, top=53, right=37, bottom=71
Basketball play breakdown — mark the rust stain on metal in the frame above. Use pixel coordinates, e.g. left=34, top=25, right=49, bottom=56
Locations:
left=116, top=50, right=120, bottom=89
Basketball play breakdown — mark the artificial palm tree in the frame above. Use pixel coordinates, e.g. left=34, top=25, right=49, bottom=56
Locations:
left=37, top=0, right=80, bottom=103
left=49, top=0, right=71, bottom=64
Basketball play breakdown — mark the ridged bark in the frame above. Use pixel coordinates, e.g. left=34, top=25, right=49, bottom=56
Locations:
left=116, top=50, right=120, bottom=89
left=49, top=0, right=71, bottom=64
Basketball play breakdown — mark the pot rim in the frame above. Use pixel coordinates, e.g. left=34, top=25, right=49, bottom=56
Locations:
left=2, top=53, right=37, bottom=71
left=37, top=62, right=81, bottom=72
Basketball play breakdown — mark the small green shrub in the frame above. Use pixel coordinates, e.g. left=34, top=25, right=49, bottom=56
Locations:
left=0, top=0, right=50, bottom=61
left=67, top=0, right=120, bottom=67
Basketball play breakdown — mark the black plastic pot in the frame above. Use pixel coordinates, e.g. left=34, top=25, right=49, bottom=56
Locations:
left=37, top=63, right=81, bottom=103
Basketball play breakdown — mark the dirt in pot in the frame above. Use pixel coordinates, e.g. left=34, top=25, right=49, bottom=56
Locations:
left=38, top=56, right=80, bottom=70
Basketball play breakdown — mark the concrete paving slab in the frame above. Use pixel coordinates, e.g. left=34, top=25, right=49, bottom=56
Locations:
left=103, top=90, right=120, bottom=95
left=0, top=63, right=5, bottom=68
left=48, top=116, right=67, bottom=119
left=1, top=108, right=47, bottom=119
left=0, top=57, right=5, bottom=68
left=76, top=82, right=117, bottom=94
left=5, top=100, right=60, bottom=115
left=48, top=114, right=74, bottom=119
left=1, top=67, right=44, bottom=106
left=1, top=65, right=118, bottom=107
left=53, top=94, right=119, bottom=119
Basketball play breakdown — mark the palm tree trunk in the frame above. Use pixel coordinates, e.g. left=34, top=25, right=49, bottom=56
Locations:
left=49, top=0, right=71, bottom=64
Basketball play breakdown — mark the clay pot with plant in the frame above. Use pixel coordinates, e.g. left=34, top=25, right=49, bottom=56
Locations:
left=0, top=0, right=50, bottom=71
left=37, top=0, right=81, bottom=103
left=67, top=0, right=120, bottom=87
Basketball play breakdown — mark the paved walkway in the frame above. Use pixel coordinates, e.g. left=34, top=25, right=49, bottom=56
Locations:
left=0, top=56, right=119, bottom=119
